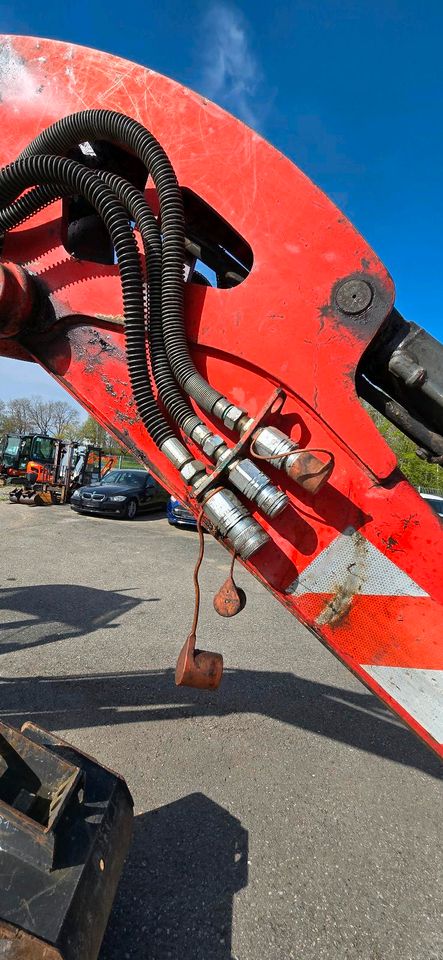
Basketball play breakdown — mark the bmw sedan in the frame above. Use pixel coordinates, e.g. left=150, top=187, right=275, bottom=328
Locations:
left=70, top=469, right=168, bottom=519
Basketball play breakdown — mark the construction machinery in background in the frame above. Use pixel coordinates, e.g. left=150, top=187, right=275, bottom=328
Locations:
left=0, top=34, right=441, bottom=959
left=8, top=441, right=116, bottom=505
left=0, top=431, right=56, bottom=483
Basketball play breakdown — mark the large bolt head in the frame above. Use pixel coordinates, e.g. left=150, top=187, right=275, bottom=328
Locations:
left=335, top=278, right=373, bottom=315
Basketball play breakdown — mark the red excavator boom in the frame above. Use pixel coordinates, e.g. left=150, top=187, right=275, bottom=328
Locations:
left=0, top=35, right=441, bottom=761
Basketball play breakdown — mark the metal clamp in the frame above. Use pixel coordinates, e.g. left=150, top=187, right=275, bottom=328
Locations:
left=194, top=388, right=286, bottom=501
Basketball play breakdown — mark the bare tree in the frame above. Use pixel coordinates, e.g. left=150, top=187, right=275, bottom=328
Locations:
left=1, top=397, right=33, bottom=434
left=50, top=400, right=80, bottom=438
left=26, top=396, right=56, bottom=434
left=0, top=395, right=81, bottom=437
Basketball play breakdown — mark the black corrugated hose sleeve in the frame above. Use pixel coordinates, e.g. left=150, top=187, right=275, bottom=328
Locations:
left=0, top=175, right=201, bottom=436
left=0, top=154, right=175, bottom=449
left=99, top=171, right=201, bottom=435
left=18, top=110, right=227, bottom=415
left=0, top=181, right=72, bottom=230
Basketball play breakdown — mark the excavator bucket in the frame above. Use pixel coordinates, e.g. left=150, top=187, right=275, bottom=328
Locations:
left=26, top=490, right=54, bottom=506
left=0, top=722, right=133, bottom=960
left=9, top=488, right=54, bottom=505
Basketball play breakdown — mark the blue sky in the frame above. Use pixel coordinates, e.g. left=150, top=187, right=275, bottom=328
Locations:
left=0, top=0, right=442, bottom=405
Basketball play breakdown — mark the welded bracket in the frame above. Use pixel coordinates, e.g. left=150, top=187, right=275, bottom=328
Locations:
left=194, top=387, right=286, bottom=501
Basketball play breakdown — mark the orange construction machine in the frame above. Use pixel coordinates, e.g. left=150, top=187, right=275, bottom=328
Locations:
left=9, top=440, right=116, bottom=505
left=0, top=432, right=56, bottom=483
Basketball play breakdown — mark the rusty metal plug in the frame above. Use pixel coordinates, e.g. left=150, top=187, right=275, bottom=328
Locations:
left=175, top=511, right=224, bottom=689
left=175, top=633, right=223, bottom=689
left=250, top=426, right=334, bottom=495
left=213, top=552, right=247, bottom=617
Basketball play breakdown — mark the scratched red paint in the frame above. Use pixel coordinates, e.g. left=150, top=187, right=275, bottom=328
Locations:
left=0, top=35, right=442, bottom=758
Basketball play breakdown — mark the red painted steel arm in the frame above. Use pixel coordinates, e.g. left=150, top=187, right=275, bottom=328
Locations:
left=0, top=36, right=441, bottom=758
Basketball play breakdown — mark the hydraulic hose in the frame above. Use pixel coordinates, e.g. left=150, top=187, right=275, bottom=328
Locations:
left=18, top=110, right=242, bottom=422
left=0, top=170, right=288, bottom=517
left=94, top=171, right=202, bottom=437
left=0, top=154, right=177, bottom=451
left=0, top=181, right=72, bottom=230
left=0, top=136, right=277, bottom=550
left=0, top=177, right=203, bottom=437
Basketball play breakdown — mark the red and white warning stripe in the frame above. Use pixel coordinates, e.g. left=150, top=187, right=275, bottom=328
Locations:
left=287, top=527, right=443, bottom=755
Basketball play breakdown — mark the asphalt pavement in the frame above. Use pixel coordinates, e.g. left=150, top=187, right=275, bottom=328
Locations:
left=1, top=501, right=441, bottom=960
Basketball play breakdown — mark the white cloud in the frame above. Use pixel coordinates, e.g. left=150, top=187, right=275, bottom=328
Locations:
left=198, top=3, right=263, bottom=129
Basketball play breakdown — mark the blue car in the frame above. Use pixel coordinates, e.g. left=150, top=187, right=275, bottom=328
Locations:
left=167, top=495, right=197, bottom=528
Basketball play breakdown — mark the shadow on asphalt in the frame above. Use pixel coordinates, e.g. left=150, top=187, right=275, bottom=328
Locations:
left=0, top=666, right=441, bottom=780
left=0, top=580, right=441, bottom=779
left=1, top=581, right=441, bottom=958
left=100, top=793, right=248, bottom=960
left=72, top=508, right=168, bottom=523
left=0, top=584, right=159, bottom=654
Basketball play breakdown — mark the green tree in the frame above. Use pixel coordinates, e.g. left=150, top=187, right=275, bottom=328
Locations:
left=366, top=405, right=442, bottom=493
left=47, top=400, right=80, bottom=438
left=80, top=415, right=112, bottom=449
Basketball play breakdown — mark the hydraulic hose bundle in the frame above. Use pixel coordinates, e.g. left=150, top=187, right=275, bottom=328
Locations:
left=17, top=109, right=230, bottom=419
left=0, top=153, right=175, bottom=450
left=0, top=109, right=295, bottom=556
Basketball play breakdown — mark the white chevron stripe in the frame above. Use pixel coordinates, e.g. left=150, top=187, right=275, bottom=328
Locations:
left=362, top=666, right=443, bottom=742
left=286, top=527, right=428, bottom=598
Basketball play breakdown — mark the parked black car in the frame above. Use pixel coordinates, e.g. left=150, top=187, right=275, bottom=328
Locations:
left=70, top=469, right=168, bottom=519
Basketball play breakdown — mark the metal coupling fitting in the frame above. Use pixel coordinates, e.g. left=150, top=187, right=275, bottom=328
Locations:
left=212, top=397, right=231, bottom=419
left=239, top=417, right=255, bottom=434
left=252, top=426, right=297, bottom=468
left=203, top=488, right=269, bottom=559
left=228, top=458, right=289, bottom=518
left=202, top=434, right=227, bottom=460
left=223, top=404, right=245, bottom=431
left=180, top=459, right=207, bottom=486
left=252, top=426, right=333, bottom=495
left=212, top=398, right=245, bottom=431
left=161, top=437, right=193, bottom=470
left=190, top=422, right=213, bottom=446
